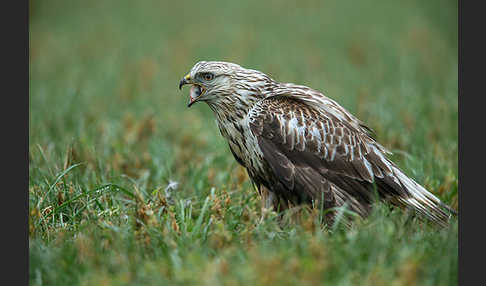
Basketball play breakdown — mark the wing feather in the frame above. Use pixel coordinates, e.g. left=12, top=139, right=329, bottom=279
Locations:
left=248, top=95, right=386, bottom=216
left=248, top=94, right=453, bottom=226
left=249, top=95, right=380, bottom=183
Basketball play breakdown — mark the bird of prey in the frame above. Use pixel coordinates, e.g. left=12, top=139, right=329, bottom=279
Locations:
left=179, top=61, right=456, bottom=226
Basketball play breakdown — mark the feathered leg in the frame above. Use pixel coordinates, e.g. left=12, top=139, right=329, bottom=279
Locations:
left=258, top=186, right=274, bottom=222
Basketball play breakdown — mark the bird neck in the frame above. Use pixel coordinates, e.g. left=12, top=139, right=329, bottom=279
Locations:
left=208, top=77, right=277, bottom=117
left=208, top=94, right=255, bottom=124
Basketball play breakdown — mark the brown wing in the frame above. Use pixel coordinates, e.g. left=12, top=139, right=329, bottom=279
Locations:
left=248, top=95, right=412, bottom=218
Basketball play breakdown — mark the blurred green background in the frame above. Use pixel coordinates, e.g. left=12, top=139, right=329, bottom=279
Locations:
left=29, top=0, right=457, bottom=285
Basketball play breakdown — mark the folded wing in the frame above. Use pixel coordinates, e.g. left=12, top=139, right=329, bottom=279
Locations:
left=248, top=94, right=453, bottom=226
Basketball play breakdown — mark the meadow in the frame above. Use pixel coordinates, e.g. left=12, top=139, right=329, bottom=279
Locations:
left=29, top=0, right=458, bottom=285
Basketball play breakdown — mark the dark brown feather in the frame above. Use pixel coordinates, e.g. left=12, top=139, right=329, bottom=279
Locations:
left=248, top=95, right=451, bottom=225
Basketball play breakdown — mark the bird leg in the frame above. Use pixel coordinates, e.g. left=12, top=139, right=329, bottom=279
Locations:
left=259, top=186, right=276, bottom=222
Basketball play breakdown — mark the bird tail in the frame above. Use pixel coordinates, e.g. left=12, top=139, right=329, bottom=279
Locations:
left=389, top=164, right=456, bottom=227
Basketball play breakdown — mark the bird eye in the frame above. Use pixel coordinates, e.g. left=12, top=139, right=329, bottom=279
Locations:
left=202, top=73, right=214, bottom=81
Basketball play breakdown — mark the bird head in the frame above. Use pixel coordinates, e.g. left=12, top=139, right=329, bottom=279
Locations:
left=179, top=61, right=274, bottom=108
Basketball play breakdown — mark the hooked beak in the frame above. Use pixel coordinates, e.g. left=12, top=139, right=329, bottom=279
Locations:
left=179, top=74, right=191, bottom=90
left=178, top=74, right=206, bottom=107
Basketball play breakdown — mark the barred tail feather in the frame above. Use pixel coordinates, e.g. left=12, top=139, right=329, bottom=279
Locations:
left=390, top=164, right=455, bottom=227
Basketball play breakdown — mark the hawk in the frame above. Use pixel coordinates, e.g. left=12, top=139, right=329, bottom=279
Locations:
left=179, top=61, right=456, bottom=226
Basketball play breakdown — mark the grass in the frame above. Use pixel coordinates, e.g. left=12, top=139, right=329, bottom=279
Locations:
left=29, top=0, right=458, bottom=285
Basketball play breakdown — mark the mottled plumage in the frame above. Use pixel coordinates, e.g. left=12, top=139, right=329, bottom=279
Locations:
left=179, top=61, right=456, bottom=226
